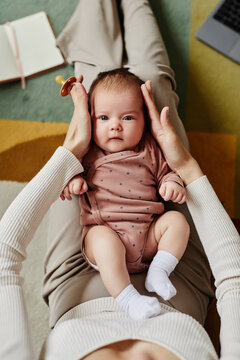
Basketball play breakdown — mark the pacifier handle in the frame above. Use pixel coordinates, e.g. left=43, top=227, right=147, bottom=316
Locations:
left=55, top=75, right=77, bottom=96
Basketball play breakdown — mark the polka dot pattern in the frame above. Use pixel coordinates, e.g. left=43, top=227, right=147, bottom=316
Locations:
left=79, top=133, right=184, bottom=272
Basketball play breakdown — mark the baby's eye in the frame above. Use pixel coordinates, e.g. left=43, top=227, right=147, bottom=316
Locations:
left=123, top=115, right=133, bottom=121
left=99, top=115, right=108, bottom=120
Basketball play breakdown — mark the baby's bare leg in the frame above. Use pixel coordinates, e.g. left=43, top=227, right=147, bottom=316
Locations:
left=149, top=211, right=190, bottom=259
left=85, top=225, right=130, bottom=298
left=85, top=225, right=161, bottom=320
left=144, top=211, right=190, bottom=300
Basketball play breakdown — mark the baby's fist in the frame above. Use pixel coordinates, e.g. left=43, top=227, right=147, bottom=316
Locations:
left=60, top=175, right=88, bottom=201
left=159, top=181, right=186, bottom=204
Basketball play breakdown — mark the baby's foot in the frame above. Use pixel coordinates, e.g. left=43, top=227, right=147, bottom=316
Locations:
left=115, top=284, right=161, bottom=320
left=145, top=250, right=178, bottom=301
left=128, top=293, right=162, bottom=320
left=145, top=269, right=176, bottom=301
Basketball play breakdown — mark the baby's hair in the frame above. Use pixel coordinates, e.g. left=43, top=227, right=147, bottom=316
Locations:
left=88, top=68, right=144, bottom=104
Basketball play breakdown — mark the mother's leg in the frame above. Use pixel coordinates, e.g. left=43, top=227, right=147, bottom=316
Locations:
left=43, top=0, right=124, bottom=328
left=119, top=0, right=214, bottom=325
left=57, top=0, right=124, bottom=90
left=43, top=196, right=110, bottom=328
left=120, top=0, right=189, bottom=149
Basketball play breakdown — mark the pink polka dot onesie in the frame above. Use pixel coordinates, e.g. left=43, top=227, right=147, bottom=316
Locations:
left=79, top=133, right=184, bottom=273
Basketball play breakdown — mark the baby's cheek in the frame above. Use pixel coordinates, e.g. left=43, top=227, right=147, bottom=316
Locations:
left=92, top=125, right=102, bottom=146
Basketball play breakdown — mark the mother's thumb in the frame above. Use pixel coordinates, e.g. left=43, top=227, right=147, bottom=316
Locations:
left=75, top=82, right=81, bottom=91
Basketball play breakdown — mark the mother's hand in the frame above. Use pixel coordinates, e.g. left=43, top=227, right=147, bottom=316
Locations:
left=141, top=81, right=203, bottom=185
left=63, top=75, right=91, bottom=160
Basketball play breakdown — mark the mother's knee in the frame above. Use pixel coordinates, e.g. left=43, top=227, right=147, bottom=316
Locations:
left=128, top=63, right=176, bottom=91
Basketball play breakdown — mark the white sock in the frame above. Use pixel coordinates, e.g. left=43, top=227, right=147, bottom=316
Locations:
left=115, top=284, right=161, bottom=320
left=145, top=250, right=178, bottom=300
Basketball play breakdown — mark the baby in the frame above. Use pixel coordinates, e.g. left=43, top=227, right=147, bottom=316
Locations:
left=61, top=69, right=190, bottom=320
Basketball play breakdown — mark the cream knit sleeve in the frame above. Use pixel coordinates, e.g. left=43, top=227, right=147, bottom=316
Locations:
left=0, top=146, right=83, bottom=360
left=186, top=176, right=240, bottom=359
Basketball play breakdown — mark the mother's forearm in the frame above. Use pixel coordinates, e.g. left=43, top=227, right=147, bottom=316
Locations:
left=0, top=146, right=83, bottom=360
left=186, top=176, right=240, bottom=358
left=186, top=176, right=240, bottom=290
left=0, top=146, right=83, bottom=261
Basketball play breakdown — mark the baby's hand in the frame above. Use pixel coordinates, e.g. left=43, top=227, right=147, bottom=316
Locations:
left=60, top=175, right=88, bottom=201
left=159, top=181, right=186, bottom=204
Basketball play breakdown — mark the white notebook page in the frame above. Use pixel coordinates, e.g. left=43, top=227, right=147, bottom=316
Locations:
left=1, top=12, right=64, bottom=81
left=0, top=25, right=20, bottom=80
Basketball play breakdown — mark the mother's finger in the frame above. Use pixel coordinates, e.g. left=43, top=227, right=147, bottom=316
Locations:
left=141, top=82, right=164, bottom=142
left=145, top=80, right=153, bottom=100
left=76, top=74, right=84, bottom=83
left=70, top=75, right=84, bottom=97
left=141, top=82, right=161, bottom=123
left=141, top=83, right=156, bottom=112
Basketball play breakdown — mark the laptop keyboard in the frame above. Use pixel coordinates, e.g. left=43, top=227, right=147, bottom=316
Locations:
left=214, top=0, right=240, bottom=34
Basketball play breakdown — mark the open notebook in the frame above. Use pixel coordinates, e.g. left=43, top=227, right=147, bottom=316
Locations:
left=0, top=12, right=66, bottom=87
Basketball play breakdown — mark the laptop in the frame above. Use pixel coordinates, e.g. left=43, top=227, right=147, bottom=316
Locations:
left=196, top=0, right=240, bottom=64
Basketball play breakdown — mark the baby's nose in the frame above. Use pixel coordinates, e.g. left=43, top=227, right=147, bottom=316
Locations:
left=110, top=119, right=122, bottom=131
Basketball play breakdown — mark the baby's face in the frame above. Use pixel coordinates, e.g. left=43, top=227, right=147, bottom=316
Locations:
left=91, top=85, right=145, bottom=153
